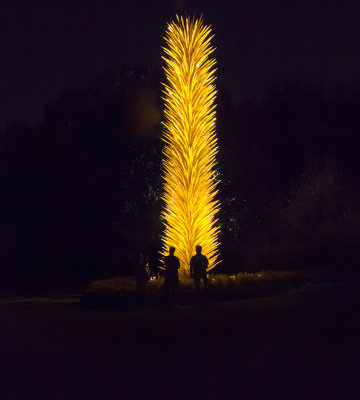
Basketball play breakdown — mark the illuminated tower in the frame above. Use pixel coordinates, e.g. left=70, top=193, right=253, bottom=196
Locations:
left=161, top=15, right=220, bottom=275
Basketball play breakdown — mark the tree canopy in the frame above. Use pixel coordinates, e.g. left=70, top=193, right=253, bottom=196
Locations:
left=1, top=70, right=360, bottom=290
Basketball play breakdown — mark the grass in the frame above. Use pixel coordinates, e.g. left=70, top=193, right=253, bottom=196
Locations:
left=84, top=269, right=317, bottom=308
left=1, top=284, right=359, bottom=399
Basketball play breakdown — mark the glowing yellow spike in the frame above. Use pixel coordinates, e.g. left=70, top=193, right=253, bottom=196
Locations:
left=161, top=15, right=220, bottom=274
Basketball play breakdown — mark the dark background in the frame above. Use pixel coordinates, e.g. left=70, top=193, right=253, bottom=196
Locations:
left=1, top=0, right=360, bottom=292
left=2, top=0, right=360, bottom=130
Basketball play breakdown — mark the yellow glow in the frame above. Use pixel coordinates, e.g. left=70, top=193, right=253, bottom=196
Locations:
left=161, top=15, right=220, bottom=274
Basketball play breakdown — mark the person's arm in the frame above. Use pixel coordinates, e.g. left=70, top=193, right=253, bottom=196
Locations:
left=203, top=255, right=209, bottom=269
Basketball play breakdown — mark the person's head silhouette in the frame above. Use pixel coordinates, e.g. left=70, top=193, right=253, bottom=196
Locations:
left=169, top=246, right=175, bottom=255
left=196, top=245, right=202, bottom=254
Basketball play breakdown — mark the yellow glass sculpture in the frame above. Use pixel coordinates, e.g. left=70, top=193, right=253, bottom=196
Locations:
left=161, top=15, right=220, bottom=274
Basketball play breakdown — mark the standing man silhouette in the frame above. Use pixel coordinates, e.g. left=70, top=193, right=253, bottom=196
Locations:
left=164, top=246, right=180, bottom=307
left=135, top=252, right=150, bottom=307
left=190, top=245, right=209, bottom=298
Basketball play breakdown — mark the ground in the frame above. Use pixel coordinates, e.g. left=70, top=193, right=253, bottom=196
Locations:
left=0, top=284, right=359, bottom=399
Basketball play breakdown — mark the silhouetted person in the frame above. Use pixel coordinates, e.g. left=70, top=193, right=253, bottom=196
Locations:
left=190, top=245, right=208, bottom=298
left=148, top=251, right=160, bottom=280
left=163, top=246, right=180, bottom=307
left=135, top=252, right=150, bottom=307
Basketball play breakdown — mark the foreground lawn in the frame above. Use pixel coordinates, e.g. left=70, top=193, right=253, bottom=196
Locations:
left=0, top=284, right=359, bottom=399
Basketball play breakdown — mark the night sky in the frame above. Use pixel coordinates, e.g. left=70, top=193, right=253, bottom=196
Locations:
left=2, top=0, right=360, bottom=130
